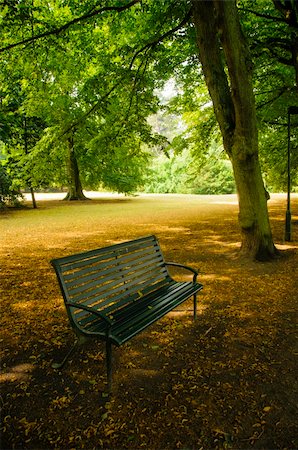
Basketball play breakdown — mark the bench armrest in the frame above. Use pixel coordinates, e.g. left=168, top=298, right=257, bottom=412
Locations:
left=65, top=302, right=113, bottom=326
left=165, top=262, right=199, bottom=283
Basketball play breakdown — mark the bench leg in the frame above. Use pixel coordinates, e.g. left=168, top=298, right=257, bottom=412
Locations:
left=52, top=339, right=79, bottom=369
left=106, top=340, right=113, bottom=392
left=193, top=293, right=197, bottom=320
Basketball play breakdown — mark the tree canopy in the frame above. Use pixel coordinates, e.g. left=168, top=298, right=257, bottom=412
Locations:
left=0, top=0, right=297, bottom=258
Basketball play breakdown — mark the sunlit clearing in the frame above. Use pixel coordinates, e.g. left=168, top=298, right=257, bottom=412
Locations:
left=276, top=243, right=298, bottom=250
left=12, top=301, right=35, bottom=310
left=0, top=363, right=34, bottom=383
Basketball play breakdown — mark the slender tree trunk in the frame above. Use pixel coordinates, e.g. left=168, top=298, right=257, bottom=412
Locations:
left=24, top=116, right=38, bottom=209
left=64, top=135, right=87, bottom=201
left=30, top=187, right=37, bottom=209
left=192, top=0, right=278, bottom=260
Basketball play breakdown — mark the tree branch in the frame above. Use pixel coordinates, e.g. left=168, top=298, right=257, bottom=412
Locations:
left=0, top=0, right=140, bottom=53
left=59, top=79, right=123, bottom=139
left=4, top=2, right=192, bottom=144
left=240, top=2, right=298, bottom=28
left=272, top=0, right=298, bottom=27
left=256, top=36, right=291, bottom=50
left=61, top=8, right=193, bottom=139
left=128, top=8, right=192, bottom=70
left=238, top=7, right=288, bottom=24
left=272, top=0, right=286, bottom=14
left=256, top=87, right=288, bottom=109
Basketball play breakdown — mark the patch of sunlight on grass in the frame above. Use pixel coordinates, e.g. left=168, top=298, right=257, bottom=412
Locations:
left=202, top=274, right=232, bottom=282
left=12, top=301, right=35, bottom=310
left=0, top=363, right=34, bottom=383
left=276, top=243, right=298, bottom=250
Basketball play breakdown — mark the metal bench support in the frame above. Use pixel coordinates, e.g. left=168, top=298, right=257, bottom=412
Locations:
left=194, top=293, right=197, bottom=320
left=52, top=339, right=79, bottom=370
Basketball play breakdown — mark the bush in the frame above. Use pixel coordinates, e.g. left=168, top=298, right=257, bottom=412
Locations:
left=0, top=166, right=23, bottom=208
left=143, top=152, right=190, bottom=193
left=189, top=159, right=235, bottom=194
left=143, top=148, right=236, bottom=195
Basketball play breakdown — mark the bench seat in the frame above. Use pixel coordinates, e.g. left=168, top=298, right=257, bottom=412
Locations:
left=70, top=280, right=201, bottom=346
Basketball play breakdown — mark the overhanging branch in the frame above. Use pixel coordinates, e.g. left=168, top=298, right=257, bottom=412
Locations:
left=0, top=0, right=140, bottom=53
left=238, top=7, right=288, bottom=23
left=129, top=8, right=192, bottom=70
left=58, top=79, right=122, bottom=139
left=256, top=87, right=288, bottom=109
left=59, top=7, right=193, bottom=138
left=239, top=1, right=298, bottom=28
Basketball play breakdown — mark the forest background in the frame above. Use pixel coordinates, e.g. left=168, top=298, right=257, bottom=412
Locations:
left=0, top=0, right=297, bottom=200
left=0, top=0, right=298, bottom=261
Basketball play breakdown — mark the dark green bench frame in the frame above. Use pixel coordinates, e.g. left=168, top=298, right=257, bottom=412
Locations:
left=51, top=235, right=203, bottom=390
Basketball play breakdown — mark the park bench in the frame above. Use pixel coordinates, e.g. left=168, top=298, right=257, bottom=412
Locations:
left=51, top=235, right=203, bottom=390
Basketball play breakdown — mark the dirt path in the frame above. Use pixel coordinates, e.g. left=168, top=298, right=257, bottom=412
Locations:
left=1, top=193, right=297, bottom=449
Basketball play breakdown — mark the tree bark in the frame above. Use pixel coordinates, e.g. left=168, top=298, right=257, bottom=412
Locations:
left=192, top=0, right=278, bottom=260
left=24, top=116, right=38, bottom=209
left=30, top=187, right=37, bottom=209
left=64, top=135, right=87, bottom=201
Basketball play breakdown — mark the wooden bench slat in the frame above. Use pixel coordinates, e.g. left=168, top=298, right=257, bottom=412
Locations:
left=75, top=278, right=174, bottom=327
left=102, top=278, right=172, bottom=315
left=69, top=269, right=170, bottom=312
left=63, top=245, right=163, bottom=284
left=86, top=283, right=202, bottom=345
left=67, top=265, right=168, bottom=302
left=76, top=282, right=201, bottom=343
left=66, top=253, right=165, bottom=294
left=64, top=250, right=163, bottom=288
left=59, top=236, right=159, bottom=273
left=112, top=282, right=198, bottom=331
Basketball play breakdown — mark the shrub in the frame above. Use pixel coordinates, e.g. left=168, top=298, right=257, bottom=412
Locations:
left=0, top=166, right=23, bottom=208
left=143, top=148, right=236, bottom=195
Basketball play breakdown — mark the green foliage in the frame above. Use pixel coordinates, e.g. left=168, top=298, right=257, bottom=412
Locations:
left=1, top=1, right=161, bottom=195
left=259, top=122, right=298, bottom=193
left=144, top=150, right=189, bottom=193
left=188, top=157, right=235, bottom=195
left=155, top=90, right=236, bottom=194
left=143, top=144, right=235, bottom=195
left=0, top=164, right=23, bottom=208
left=144, top=85, right=235, bottom=195
left=239, top=0, right=298, bottom=191
left=1, top=0, right=297, bottom=198
left=85, top=133, right=152, bottom=194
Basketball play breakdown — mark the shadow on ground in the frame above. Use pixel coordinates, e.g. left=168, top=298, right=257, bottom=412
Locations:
left=1, top=194, right=297, bottom=449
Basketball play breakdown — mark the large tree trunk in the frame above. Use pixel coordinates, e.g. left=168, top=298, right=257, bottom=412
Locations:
left=192, top=0, right=277, bottom=260
left=64, top=136, right=87, bottom=201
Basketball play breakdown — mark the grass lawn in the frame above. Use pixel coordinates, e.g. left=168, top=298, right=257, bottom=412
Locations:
left=1, top=193, right=297, bottom=449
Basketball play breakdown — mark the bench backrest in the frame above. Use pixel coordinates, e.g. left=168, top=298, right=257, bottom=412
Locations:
left=51, top=235, right=172, bottom=329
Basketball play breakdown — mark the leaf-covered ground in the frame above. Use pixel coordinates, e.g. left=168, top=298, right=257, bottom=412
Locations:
left=1, top=193, right=297, bottom=449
